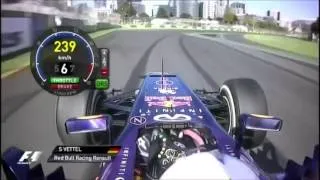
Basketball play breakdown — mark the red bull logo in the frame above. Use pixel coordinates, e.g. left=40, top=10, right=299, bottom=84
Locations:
left=145, top=96, right=192, bottom=108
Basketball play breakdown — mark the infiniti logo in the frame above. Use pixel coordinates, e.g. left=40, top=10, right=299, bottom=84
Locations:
left=153, top=114, right=192, bottom=122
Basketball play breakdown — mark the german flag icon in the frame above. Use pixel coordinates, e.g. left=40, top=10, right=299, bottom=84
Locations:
left=107, top=147, right=121, bottom=155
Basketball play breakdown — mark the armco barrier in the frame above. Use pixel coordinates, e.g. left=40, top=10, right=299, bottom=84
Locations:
left=122, top=23, right=287, bottom=34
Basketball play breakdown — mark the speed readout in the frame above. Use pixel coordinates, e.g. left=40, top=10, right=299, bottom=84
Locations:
left=30, top=26, right=101, bottom=96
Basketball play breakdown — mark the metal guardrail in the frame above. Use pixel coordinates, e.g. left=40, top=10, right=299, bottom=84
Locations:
left=122, top=23, right=293, bottom=36
left=123, top=24, right=250, bottom=33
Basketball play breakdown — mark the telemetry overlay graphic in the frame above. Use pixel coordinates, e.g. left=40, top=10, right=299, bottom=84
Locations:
left=30, top=26, right=110, bottom=96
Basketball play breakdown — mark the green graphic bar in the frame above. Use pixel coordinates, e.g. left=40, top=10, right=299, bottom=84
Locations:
left=50, top=77, right=80, bottom=84
left=95, top=79, right=109, bottom=89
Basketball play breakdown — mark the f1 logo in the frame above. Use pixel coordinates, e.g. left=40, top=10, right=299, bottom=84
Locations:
left=17, top=151, right=42, bottom=165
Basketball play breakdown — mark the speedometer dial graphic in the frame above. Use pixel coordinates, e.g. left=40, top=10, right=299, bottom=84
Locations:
left=30, top=26, right=100, bottom=96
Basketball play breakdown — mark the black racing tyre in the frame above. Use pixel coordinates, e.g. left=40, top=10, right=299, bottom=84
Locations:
left=220, top=78, right=268, bottom=149
left=56, top=90, right=107, bottom=145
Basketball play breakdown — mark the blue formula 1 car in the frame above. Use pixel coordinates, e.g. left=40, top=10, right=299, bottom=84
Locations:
left=2, top=73, right=319, bottom=180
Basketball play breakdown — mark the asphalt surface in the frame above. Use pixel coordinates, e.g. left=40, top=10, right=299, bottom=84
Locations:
left=1, top=31, right=319, bottom=179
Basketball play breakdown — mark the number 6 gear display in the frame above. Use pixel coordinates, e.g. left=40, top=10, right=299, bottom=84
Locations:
left=30, top=26, right=101, bottom=96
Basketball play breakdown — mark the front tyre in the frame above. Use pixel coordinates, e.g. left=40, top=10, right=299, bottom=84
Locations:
left=220, top=78, right=268, bottom=149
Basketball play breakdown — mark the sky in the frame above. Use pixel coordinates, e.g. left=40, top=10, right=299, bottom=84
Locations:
left=234, top=0, right=319, bottom=21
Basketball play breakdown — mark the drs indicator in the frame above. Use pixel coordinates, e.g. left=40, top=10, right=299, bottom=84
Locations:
left=95, top=79, right=109, bottom=90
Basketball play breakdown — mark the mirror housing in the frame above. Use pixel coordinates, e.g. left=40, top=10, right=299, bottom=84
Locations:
left=240, top=114, right=283, bottom=132
left=65, top=115, right=110, bottom=134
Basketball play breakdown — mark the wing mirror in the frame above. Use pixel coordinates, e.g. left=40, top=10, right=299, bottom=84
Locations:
left=65, top=115, right=110, bottom=134
left=240, top=114, right=283, bottom=132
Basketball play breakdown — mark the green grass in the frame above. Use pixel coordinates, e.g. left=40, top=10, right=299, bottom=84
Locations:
left=244, top=34, right=319, bottom=59
left=1, top=28, right=119, bottom=77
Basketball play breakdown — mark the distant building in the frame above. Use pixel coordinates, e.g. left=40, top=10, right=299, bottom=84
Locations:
left=176, top=0, right=199, bottom=18
left=168, top=0, right=177, bottom=17
left=290, top=20, right=313, bottom=33
left=158, top=5, right=171, bottom=16
left=215, top=0, right=227, bottom=18
left=198, top=2, right=204, bottom=18
left=230, top=2, right=245, bottom=16
left=198, top=0, right=228, bottom=19
left=266, top=10, right=280, bottom=21
left=202, top=0, right=215, bottom=19
left=69, top=0, right=117, bottom=21
left=106, top=0, right=117, bottom=15
left=278, top=20, right=291, bottom=29
left=117, top=0, right=126, bottom=7
left=142, top=0, right=167, bottom=17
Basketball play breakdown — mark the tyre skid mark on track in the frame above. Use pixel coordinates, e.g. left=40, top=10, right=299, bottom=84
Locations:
left=124, top=36, right=169, bottom=91
left=179, top=35, right=220, bottom=90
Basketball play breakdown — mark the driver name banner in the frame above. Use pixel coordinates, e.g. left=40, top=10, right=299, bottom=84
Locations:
left=47, top=154, right=113, bottom=163
left=52, top=145, right=121, bottom=154
left=47, top=146, right=121, bottom=163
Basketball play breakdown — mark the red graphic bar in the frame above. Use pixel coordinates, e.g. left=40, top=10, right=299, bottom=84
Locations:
left=101, top=67, right=109, bottom=77
left=50, top=84, right=80, bottom=90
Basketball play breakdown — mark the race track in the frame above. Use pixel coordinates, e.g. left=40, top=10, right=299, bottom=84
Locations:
left=1, top=31, right=319, bottom=179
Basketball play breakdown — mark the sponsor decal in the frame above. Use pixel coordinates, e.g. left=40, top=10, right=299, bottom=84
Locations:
left=155, top=79, right=173, bottom=86
left=2, top=17, right=32, bottom=56
left=115, top=147, right=130, bottom=178
left=145, top=96, right=192, bottom=101
left=173, top=141, right=186, bottom=149
left=153, top=114, right=192, bottom=122
left=162, top=149, right=186, bottom=162
left=158, top=88, right=176, bottom=94
left=145, top=96, right=192, bottom=108
left=2, top=31, right=23, bottom=48
left=147, top=101, right=191, bottom=108
left=129, top=116, right=146, bottom=125
left=155, top=78, right=178, bottom=94
left=137, top=136, right=150, bottom=158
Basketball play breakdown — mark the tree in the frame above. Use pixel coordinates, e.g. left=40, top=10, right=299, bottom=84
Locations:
left=223, top=8, right=237, bottom=24
left=310, top=17, right=319, bottom=34
left=139, top=12, right=150, bottom=23
left=77, top=3, right=89, bottom=14
left=156, top=7, right=169, bottom=18
left=242, top=14, right=257, bottom=30
left=243, top=15, right=252, bottom=26
left=139, top=12, right=149, bottom=18
left=309, top=17, right=319, bottom=41
left=180, top=13, right=192, bottom=19
left=255, top=20, right=286, bottom=32
left=116, top=2, right=137, bottom=17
